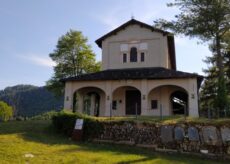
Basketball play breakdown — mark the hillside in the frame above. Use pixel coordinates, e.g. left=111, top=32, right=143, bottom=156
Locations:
left=0, top=85, right=63, bottom=117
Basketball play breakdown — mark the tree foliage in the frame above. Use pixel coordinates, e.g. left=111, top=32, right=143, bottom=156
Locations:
left=0, top=101, right=13, bottom=121
left=0, top=85, right=63, bottom=117
left=154, top=0, right=230, bottom=116
left=200, top=32, right=230, bottom=117
left=47, top=30, right=101, bottom=96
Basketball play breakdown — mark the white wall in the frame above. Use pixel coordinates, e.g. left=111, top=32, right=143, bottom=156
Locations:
left=101, top=24, right=170, bottom=70
left=64, top=78, right=199, bottom=117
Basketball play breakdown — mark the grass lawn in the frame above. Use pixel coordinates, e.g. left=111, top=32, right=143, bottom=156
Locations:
left=0, top=120, right=229, bottom=164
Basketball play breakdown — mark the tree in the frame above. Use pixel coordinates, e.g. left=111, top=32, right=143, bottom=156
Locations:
left=199, top=31, right=230, bottom=117
left=154, top=0, right=230, bottom=116
left=47, top=30, right=101, bottom=96
left=0, top=101, right=13, bottom=121
left=223, top=31, right=230, bottom=92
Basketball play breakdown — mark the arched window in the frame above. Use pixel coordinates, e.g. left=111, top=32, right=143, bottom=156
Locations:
left=130, top=47, right=137, bottom=62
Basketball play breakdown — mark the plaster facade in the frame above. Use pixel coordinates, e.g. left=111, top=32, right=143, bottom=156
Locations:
left=64, top=78, right=199, bottom=117
left=101, top=24, right=171, bottom=70
left=63, top=19, right=201, bottom=117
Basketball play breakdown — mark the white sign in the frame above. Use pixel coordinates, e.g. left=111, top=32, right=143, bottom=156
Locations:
left=74, top=119, right=84, bottom=130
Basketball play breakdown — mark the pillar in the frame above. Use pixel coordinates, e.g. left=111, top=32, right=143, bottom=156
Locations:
left=188, top=79, right=199, bottom=117
left=77, top=93, right=84, bottom=113
left=64, top=82, right=73, bottom=110
left=105, top=81, right=112, bottom=116
left=90, top=94, right=96, bottom=116
left=141, top=79, right=148, bottom=115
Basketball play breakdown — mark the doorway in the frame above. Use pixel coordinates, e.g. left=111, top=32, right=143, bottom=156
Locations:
left=125, top=90, right=141, bottom=115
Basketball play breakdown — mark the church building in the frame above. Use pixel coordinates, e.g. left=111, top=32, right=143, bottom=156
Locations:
left=63, top=19, right=203, bottom=117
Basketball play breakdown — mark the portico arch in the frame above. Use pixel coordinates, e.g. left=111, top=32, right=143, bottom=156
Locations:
left=112, top=86, right=141, bottom=116
left=73, top=87, right=106, bottom=116
left=170, top=90, right=188, bottom=115
left=147, top=85, right=188, bottom=116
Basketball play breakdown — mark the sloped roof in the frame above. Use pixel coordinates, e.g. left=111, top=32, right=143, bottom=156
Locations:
left=62, top=67, right=203, bottom=86
left=95, top=19, right=171, bottom=48
left=95, top=19, right=176, bottom=70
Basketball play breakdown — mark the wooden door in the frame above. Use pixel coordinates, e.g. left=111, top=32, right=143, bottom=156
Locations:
left=125, top=90, right=141, bottom=115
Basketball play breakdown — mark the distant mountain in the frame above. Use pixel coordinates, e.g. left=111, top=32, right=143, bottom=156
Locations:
left=0, top=85, right=63, bottom=117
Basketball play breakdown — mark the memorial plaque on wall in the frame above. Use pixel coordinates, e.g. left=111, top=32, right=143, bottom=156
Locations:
left=220, top=127, right=230, bottom=144
left=161, top=126, right=173, bottom=143
left=202, top=126, right=218, bottom=145
left=188, top=127, right=199, bottom=141
left=174, top=126, right=185, bottom=141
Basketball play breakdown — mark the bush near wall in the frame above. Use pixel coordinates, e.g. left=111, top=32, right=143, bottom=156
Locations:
left=52, top=112, right=230, bottom=156
left=52, top=111, right=104, bottom=139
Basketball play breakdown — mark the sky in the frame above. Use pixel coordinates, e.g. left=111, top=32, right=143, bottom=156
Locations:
left=0, top=0, right=211, bottom=90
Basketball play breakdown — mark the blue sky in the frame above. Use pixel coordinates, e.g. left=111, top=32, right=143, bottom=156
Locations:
left=0, top=0, right=210, bottom=90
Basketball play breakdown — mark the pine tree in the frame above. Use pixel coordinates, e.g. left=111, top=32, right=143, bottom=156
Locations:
left=200, top=57, right=218, bottom=117
left=154, top=0, right=230, bottom=117
left=200, top=33, right=230, bottom=117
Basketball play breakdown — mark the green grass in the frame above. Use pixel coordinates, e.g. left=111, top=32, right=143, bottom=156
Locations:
left=0, top=120, right=228, bottom=164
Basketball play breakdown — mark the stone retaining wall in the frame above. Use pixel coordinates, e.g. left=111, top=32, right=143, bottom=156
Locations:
left=92, top=122, right=230, bottom=156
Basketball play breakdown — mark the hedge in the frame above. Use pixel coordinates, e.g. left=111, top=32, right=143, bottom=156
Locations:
left=52, top=111, right=104, bottom=140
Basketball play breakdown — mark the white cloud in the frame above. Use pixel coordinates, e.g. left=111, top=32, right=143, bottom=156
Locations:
left=19, top=54, right=56, bottom=67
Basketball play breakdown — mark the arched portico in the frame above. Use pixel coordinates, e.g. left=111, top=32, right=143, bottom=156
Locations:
left=147, top=85, right=188, bottom=116
left=171, top=90, right=188, bottom=115
left=112, top=86, right=141, bottom=116
left=72, top=87, right=106, bottom=116
left=64, top=78, right=199, bottom=117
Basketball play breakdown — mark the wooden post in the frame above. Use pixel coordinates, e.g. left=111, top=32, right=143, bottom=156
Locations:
left=135, top=103, right=138, bottom=119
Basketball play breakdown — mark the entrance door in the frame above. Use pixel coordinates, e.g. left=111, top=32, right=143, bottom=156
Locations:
left=125, top=90, right=141, bottom=115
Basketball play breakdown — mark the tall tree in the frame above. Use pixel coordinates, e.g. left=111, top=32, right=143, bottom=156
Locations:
left=0, top=101, right=13, bottom=122
left=47, top=30, right=101, bottom=96
left=223, top=31, right=230, bottom=92
left=200, top=33, right=230, bottom=117
left=154, top=0, right=230, bottom=116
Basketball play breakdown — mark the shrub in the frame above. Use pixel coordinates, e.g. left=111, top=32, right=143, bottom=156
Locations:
left=0, top=101, right=13, bottom=122
left=52, top=111, right=103, bottom=140
left=15, top=116, right=25, bottom=121
left=30, top=111, right=58, bottom=120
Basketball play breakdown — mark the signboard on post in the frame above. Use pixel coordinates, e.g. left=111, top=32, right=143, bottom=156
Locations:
left=74, top=119, right=83, bottom=130
left=72, top=119, right=84, bottom=141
